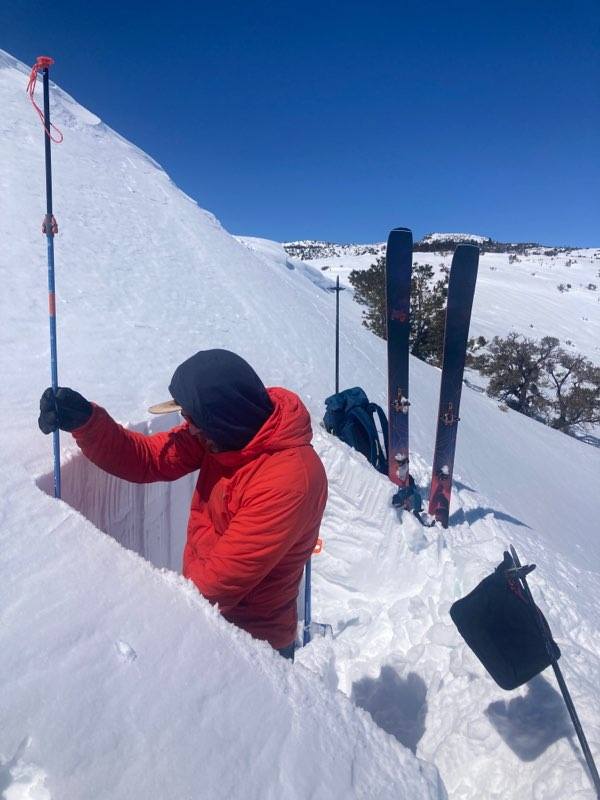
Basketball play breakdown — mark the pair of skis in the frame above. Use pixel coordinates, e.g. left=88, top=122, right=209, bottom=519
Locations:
left=386, top=227, right=479, bottom=528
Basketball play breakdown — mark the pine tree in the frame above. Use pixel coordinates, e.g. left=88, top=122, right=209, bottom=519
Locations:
left=410, top=264, right=448, bottom=367
left=348, top=257, right=449, bottom=365
left=348, top=256, right=387, bottom=339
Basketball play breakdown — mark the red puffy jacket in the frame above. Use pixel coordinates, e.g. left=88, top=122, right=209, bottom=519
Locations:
left=72, top=387, right=328, bottom=649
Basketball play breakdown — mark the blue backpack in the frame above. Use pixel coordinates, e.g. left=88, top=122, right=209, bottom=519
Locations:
left=323, top=387, right=388, bottom=474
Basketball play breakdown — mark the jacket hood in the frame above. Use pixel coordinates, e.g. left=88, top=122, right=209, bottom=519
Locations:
left=169, top=349, right=274, bottom=452
left=212, top=387, right=313, bottom=467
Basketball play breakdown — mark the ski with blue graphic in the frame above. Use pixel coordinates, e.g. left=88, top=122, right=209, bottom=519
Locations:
left=428, top=244, right=479, bottom=527
left=386, top=227, right=421, bottom=513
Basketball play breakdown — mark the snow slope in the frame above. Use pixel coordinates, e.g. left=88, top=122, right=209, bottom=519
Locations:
left=1, top=49, right=599, bottom=799
left=0, top=50, right=441, bottom=800
left=288, top=241, right=600, bottom=362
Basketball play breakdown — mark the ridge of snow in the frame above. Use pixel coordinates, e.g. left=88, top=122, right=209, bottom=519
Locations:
left=421, top=232, right=492, bottom=244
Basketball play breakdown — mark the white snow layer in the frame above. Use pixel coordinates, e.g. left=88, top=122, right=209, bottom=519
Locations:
left=1, top=48, right=599, bottom=800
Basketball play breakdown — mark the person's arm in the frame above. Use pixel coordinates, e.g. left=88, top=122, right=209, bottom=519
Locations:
left=72, top=404, right=205, bottom=483
left=184, top=469, right=309, bottom=613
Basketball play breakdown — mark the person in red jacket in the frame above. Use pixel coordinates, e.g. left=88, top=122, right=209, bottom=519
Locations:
left=38, top=349, right=328, bottom=660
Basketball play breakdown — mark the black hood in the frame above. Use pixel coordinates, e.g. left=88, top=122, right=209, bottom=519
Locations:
left=169, top=349, right=274, bottom=452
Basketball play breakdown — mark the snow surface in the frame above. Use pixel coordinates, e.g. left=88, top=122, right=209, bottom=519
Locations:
left=1, top=49, right=599, bottom=800
left=292, top=243, right=600, bottom=363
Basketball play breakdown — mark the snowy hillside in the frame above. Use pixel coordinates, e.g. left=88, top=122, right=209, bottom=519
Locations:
left=1, top=49, right=599, bottom=800
left=283, top=238, right=600, bottom=362
left=0, top=50, right=441, bottom=800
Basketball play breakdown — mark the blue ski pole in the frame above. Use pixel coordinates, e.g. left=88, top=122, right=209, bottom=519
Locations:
left=303, top=559, right=312, bottom=646
left=303, top=541, right=332, bottom=646
left=28, top=56, right=64, bottom=498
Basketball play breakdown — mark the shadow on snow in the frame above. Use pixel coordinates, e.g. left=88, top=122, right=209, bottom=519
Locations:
left=351, top=666, right=428, bottom=755
left=485, top=674, right=574, bottom=762
left=449, top=506, right=531, bottom=528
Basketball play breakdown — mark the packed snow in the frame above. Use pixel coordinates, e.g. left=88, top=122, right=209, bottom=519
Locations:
left=1, top=48, right=599, bottom=800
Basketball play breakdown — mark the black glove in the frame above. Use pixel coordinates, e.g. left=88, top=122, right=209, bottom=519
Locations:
left=38, top=387, right=93, bottom=434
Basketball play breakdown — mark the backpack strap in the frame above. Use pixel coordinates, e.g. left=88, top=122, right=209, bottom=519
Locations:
left=369, top=403, right=389, bottom=471
left=346, top=405, right=388, bottom=475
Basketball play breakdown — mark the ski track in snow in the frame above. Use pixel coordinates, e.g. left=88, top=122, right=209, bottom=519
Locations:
left=1, top=49, right=599, bottom=800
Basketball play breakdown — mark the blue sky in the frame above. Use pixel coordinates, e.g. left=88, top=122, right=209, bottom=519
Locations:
left=3, top=0, right=599, bottom=245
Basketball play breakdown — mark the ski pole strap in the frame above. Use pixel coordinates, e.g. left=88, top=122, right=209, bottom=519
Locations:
left=27, top=56, right=64, bottom=143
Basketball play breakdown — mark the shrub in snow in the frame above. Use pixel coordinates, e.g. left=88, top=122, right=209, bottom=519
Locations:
left=472, top=332, right=600, bottom=435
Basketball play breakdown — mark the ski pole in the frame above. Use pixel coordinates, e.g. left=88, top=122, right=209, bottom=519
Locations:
left=28, top=56, right=63, bottom=498
left=335, top=276, right=340, bottom=393
left=303, top=559, right=312, bottom=646
left=328, top=276, right=345, bottom=394
left=510, top=546, right=600, bottom=798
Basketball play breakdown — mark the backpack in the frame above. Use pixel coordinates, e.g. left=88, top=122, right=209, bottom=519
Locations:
left=323, top=387, right=388, bottom=475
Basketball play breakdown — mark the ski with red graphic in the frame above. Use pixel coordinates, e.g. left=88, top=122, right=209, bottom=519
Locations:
left=428, top=244, right=479, bottom=527
left=386, top=227, right=422, bottom=513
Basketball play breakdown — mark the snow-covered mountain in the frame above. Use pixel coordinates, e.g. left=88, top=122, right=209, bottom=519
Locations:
left=1, top=49, right=599, bottom=800
left=420, top=232, right=492, bottom=246
left=285, top=233, right=596, bottom=258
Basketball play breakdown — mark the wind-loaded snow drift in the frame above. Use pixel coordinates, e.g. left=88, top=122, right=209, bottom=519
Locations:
left=1, top=48, right=599, bottom=799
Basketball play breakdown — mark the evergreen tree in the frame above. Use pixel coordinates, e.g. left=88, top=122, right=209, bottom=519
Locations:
left=410, top=264, right=448, bottom=366
left=348, top=256, right=387, bottom=339
left=348, top=257, right=449, bottom=365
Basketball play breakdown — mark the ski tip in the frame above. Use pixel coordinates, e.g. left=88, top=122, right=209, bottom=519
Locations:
left=454, top=243, right=480, bottom=257
left=450, top=244, right=480, bottom=274
left=387, top=228, right=413, bottom=248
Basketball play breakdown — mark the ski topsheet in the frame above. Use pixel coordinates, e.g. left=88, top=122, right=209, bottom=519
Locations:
left=428, top=244, right=479, bottom=527
left=385, top=227, right=413, bottom=493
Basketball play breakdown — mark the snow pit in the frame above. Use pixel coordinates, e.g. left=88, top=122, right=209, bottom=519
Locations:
left=36, top=415, right=195, bottom=572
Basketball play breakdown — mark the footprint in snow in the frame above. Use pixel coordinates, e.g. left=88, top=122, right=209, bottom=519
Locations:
left=115, top=640, right=137, bottom=662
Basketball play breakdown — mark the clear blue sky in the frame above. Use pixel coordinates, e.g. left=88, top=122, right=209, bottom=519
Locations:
left=3, top=0, right=599, bottom=245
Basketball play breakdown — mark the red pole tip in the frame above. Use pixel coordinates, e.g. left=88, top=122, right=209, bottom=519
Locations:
left=35, top=56, right=55, bottom=69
